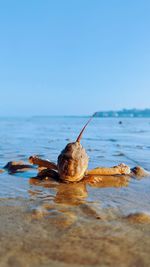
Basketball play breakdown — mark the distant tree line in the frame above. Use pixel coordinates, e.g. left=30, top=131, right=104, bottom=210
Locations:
left=94, top=109, right=150, bottom=118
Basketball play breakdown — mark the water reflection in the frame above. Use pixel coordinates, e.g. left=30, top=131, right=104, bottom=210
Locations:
left=28, top=175, right=130, bottom=229
left=55, top=183, right=88, bottom=205
left=29, top=175, right=129, bottom=206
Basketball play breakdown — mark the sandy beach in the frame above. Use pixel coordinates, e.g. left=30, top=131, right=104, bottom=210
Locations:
left=1, top=195, right=150, bottom=267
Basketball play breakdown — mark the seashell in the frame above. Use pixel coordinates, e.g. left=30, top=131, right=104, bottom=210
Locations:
left=57, top=142, right=89, bottom=182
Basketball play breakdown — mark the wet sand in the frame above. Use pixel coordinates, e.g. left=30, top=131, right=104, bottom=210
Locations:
left=1, top=173, right=150, bottom=267
left=1, top=195, right=150, bottom=267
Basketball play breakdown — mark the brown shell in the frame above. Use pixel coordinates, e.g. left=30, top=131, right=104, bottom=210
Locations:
left=57, top=142, right=89, bottom=182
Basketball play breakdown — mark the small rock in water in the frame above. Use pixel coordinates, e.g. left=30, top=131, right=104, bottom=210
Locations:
left=31, top=206, right=49, bottom=219
left=113, top=152, right=125, bottom=157
left=131, top=166, right=150, bottom=177
left=125, top=212, right=150, bottom=224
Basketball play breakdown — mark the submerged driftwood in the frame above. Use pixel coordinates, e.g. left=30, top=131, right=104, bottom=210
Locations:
left=2, top=158, right=150, bottom=188
left=4, top=161, right=33, bottom=173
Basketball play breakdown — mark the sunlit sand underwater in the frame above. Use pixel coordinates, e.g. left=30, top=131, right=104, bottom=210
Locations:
left=0, top=117, right=150, bottom=267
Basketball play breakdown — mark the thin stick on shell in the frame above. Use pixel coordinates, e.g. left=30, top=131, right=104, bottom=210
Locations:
left=76, top=113, right=96, bottom=142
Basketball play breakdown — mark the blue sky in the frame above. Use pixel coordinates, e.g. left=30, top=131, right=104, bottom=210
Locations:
left=0, top=0, right=150, bottom=116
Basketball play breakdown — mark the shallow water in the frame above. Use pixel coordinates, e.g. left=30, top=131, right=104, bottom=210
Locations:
left=0, top=117, right=150, bottom=267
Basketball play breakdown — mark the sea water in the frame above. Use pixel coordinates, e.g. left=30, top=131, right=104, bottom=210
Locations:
left=0, top=117, right=150, bottom=206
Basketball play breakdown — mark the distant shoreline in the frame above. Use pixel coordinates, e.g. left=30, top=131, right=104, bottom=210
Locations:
left=0, top=115, right=150, bottom=119
left=94, top=109, right=150, bottom=118
left=0, top=109, right=150, bottom=118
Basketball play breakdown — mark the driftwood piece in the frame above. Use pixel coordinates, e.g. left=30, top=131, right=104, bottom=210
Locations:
left=86, top=163, right=131, bottom=176
left=4, top=161, right=33, bottom=173
left=36, top=168, right=59, bottom=180
left=29, top=156, right=57, bottom=170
